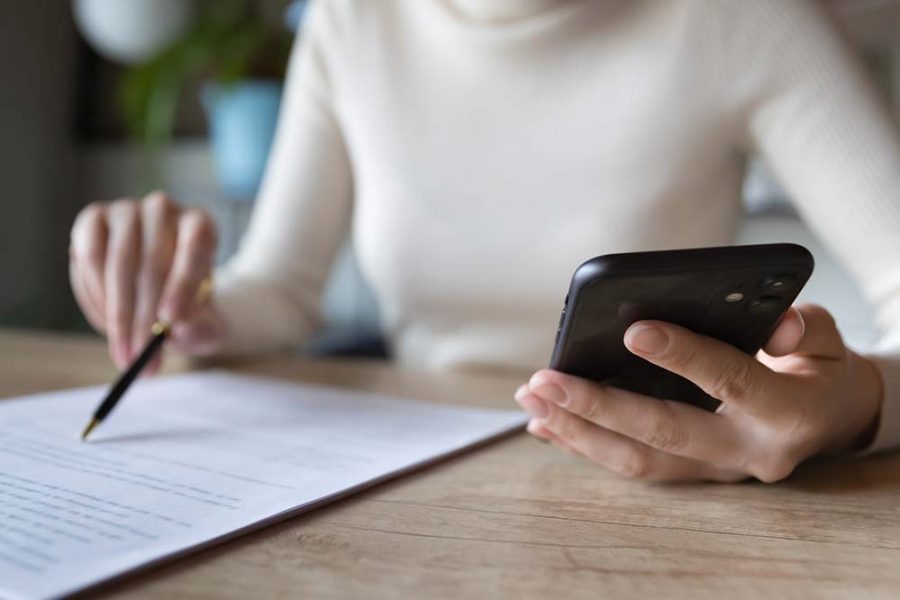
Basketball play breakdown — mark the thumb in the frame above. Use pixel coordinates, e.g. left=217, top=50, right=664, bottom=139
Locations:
left=787, top=304, right=846, bottom=360
left=762, top=307, right=805, bottom=357
left=168, top=303, right=227, bottom=356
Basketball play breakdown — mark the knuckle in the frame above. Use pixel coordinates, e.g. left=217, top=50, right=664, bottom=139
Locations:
left=805, top=303, right=833, bottom=322
left=777, top=406, right=829, bottom=457
left=180, top=210, right=217, bottom=251
left=751, top=457, right=796, bottom=483
left=181, top=209, right=212, bottom=233
left=709, top=357, right=755, bottom=402
left=549, top=413, right=579, bottom=445
left=803, top=415, right=830, bottom=448
left=79, top=201, right=106, bottom=226
left=143, top=191, right=176, bottom=221
left=642, top=407, right=689, bottom=453
left=108, top=199, right=141, bottom=234
left=109, top=198, right=140, bottom=216
left=800, top=304, right=838, bottom=331
left=577, top=384, right=606, bottom=423
left=787, top=411, right=824, bottom=446
left=72, top=230, right=108, bottom=266
left=71, top=202, right=106, bottom=248
left=667, top=341, right=700, bottom=373
left=581, top=397, right=605, bottom=424
left=613, top=447, right=652, bottom=480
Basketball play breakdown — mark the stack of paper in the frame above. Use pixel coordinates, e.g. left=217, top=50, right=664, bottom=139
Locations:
left=0, top=371, right=525, bottom=599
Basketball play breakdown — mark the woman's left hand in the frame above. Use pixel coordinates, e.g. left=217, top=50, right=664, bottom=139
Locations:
left=516, top=304, right=884, bottom=482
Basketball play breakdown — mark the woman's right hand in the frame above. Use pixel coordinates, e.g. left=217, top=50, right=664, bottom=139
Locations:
left=69, top=191, right=227, bottom=371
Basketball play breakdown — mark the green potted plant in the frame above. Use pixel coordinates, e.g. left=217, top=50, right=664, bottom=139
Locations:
left=119, top=0, right=294, bottom=199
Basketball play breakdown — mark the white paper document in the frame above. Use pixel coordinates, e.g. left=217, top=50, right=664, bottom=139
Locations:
left=0, top=371, right=526, bottom=600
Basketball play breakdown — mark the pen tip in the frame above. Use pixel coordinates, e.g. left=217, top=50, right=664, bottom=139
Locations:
left=80, top=418, right=100, bottom=442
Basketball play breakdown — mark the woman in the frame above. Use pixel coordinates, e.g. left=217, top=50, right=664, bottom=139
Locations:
left=69, top=0, right=900, bottom=481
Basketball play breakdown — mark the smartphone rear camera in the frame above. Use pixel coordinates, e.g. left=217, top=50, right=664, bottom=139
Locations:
left=747, top=296, right=782, bottom=313
left=760, top=275, right=796, bottom=292
left=724, top=292, right=745, bottom=303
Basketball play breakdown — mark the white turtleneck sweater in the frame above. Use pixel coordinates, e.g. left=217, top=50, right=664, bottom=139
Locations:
left=215, top=0, right=900, bottom=451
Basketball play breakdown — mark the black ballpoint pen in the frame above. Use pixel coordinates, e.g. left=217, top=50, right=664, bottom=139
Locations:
left=79, top=277, right=213, bottom=441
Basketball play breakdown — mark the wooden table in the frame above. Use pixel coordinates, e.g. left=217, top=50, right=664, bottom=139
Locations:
left=3, top=329, right=900, bottom=599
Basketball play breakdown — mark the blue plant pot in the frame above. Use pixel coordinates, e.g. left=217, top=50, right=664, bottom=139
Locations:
left=201, top=80, right=283, bottom=201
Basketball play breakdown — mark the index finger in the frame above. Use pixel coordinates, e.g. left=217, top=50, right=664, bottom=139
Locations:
left=159, top=209, right=216, bottom=323
left=624, top=320, right=776, bottom=414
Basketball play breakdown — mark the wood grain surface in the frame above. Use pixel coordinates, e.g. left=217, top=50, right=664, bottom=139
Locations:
left=2, top=328, right=900, bottom=599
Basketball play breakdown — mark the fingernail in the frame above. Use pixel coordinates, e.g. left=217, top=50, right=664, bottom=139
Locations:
left=516, top=394, right=549, bottom=420
left=532, top=383, right=567, bottom=406
left=625, top=324, right=669, bottom=354
left=514, top=384, right=529, bottom=401
left=526, top=419, right=550, bottom=442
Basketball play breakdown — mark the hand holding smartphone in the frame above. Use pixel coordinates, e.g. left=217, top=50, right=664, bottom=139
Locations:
left=550, top=244, right=813, bottom=411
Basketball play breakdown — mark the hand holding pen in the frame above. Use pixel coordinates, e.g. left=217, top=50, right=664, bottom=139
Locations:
left=69, top=192, right=228, bottom=438
left=69, top=192, right=227, bottom=370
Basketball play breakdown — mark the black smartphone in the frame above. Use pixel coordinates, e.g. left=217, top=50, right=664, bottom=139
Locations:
left=549, top=243, right=813, bottom=411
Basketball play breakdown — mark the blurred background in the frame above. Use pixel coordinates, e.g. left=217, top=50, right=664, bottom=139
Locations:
left=1, top=0, right=899, bottom=354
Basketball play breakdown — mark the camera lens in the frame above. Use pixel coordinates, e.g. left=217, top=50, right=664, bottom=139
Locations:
left=747, top=296, right=782, bottom=313
left=761, top=275, right=796, bottom=292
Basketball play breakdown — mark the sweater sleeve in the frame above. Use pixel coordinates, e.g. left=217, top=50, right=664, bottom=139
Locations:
left=722, top=0, right=900, bottom=451
left=213, top=0, right=353, bottom=353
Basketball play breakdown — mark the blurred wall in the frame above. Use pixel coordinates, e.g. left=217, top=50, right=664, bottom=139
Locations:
left=0, top=3, right=81, bottom=329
